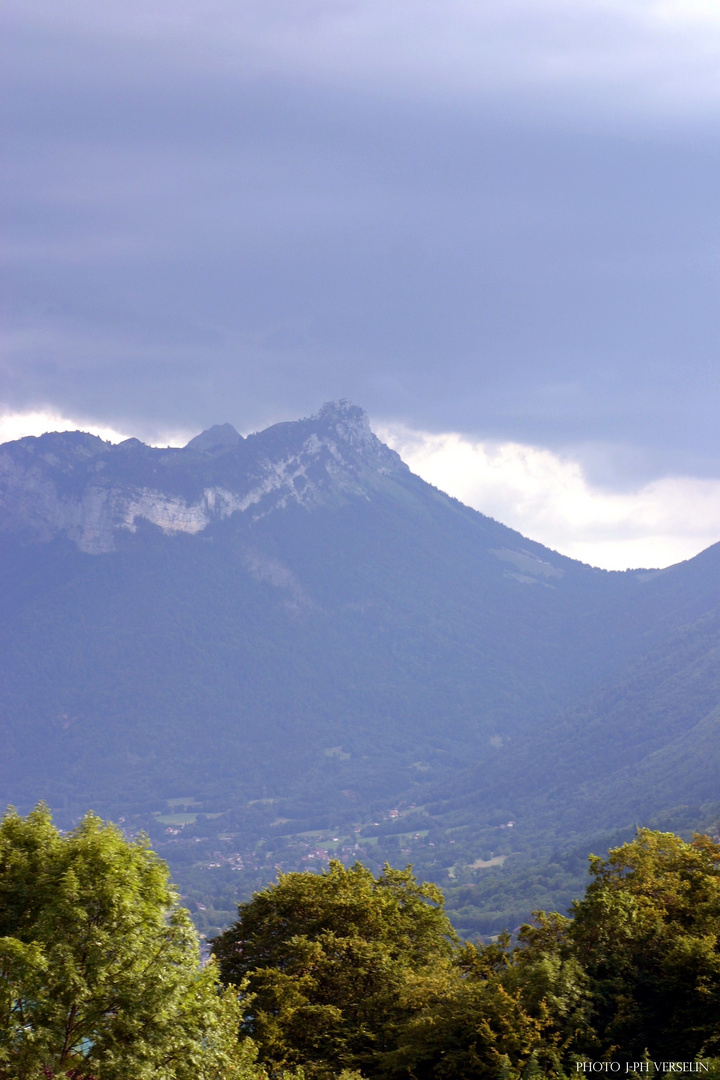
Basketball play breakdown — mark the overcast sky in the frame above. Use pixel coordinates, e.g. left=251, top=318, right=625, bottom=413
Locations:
left=2, top=0, right=719, bottom=568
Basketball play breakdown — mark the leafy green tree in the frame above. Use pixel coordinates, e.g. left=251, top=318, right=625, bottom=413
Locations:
left=214, top=862, right=457, bottom=1079
left=215, top=831, right=720, bottom=1077
left=566, top=829, right=720, bottom=1060
left=384, top=923, right=591, bottom=1079
left=382, top=937, right=553, bottom=1080
left=511, top=912, right=592, bottom=1060
left=0, top=804, right=265, bottom=1080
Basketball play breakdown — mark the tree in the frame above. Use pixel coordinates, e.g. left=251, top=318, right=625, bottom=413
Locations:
left=382, top=937, right=556, bottom=1080
left=0, top=804, right=265, bottom=1080
left=396, top=827, right=720, bottom=1077
left=213, top=861, right=457, bottom=1079
left=566, top=829, right=720, bottom=1060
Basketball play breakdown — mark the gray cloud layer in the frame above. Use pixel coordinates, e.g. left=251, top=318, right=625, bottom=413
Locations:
left=2, top=0, right=718, bottom=483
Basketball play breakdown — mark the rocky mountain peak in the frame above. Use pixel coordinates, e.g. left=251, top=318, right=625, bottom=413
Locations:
left=305, top=400, right=406, bottom=475
left=185, top=423, right=242, bottom=453
left=316, top=400, right=376, bottom=449
left=0, top=403, right=408, bottom=553
left=317, top=398, right=368, bottom=428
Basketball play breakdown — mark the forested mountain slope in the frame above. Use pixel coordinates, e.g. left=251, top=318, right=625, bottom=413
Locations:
left=441, top=596, right=720, bottom=837
left=1, top=401, right=717, bottom=933
left=430, top=599, right=720, bottom=932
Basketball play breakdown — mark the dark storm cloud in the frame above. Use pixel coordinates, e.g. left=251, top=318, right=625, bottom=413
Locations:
left=2, top=1, right=719, bottom=482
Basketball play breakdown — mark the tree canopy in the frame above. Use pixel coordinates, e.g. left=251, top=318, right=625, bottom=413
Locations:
left=213, top=861, right=458, bottom=1078
left=216, top=833, right=720, bottom=1078
left=0, top=804, right=262, bottom=1080
left=569, top=828, right=720, bottom=1061
left=3, top=807, right=720, bottom=1079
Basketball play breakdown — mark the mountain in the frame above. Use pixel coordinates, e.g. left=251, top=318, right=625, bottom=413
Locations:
left=1, top=401, right=718, bottom=935
left=426, top=599, right=720, bottom=933
left=0, top=402, right=404, bottom=554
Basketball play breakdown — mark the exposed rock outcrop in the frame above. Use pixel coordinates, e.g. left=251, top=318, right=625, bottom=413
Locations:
left=0, top=401, right=407, bottom=553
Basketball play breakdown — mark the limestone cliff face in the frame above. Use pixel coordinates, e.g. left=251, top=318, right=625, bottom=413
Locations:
left=0, top=401, right=407, bottom=554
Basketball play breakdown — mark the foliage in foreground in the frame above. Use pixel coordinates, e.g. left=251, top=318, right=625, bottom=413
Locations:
left=3, top=805, right=720, bottom=1080
left=0, top=805, right=263, bottom=1080
left=213, top=862, right=458, bottom=1078
left=215, top=831, right=720, bottom=1079
left=213, top=861, right=585, bottom=1079
left=570, top=828, right=720, bottom=1060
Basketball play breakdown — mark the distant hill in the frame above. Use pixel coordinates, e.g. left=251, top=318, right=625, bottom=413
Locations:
left=1, top=401, right=718, bottom=935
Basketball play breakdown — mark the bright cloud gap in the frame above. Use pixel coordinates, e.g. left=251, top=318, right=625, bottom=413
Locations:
left=0, top=411, right=194, bottom=451
left=2, top=411, right=718, bottom=573
left=378, top=425, right=720, bottom=572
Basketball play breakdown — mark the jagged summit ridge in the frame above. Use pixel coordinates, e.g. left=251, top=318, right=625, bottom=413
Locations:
left=185, top=423, right=242, bottom=452
left=300, top=399, right=405, bottom=474
left=0, top=402, right=407, bottom=553
left=317, top=399, right=377, bottom=447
